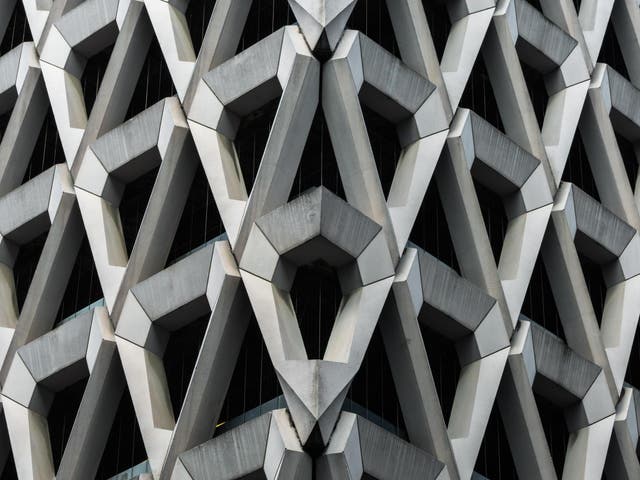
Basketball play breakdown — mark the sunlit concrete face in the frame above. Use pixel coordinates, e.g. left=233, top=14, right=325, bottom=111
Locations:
left=0, top=0, right=640, bottom=479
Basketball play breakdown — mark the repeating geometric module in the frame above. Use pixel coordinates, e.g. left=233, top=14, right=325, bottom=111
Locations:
left=3, top=0, right=640, bottom=479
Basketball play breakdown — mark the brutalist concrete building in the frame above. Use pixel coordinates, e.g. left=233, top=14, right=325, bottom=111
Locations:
left=2, top=0, right=640, bottom=479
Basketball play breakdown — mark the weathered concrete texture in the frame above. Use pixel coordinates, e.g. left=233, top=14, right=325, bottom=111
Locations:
left=418, top=249, right=495, bottom=339
left=514, top=0, right=578, bottom=73
left=469, top=111, right=540, bottom=195
left=606, top=66, right=640, bottom=142
left=90, top=99, right=165, bottom=180
left=174, top=410, right=311, bottom=480
left=130, top=241, right=213, bottom=328
left=1, top=0, right=640, bottom=479
left=357, top=33, right=435, bottom=123
left=256, top=186, right=381, bottom=266
left=203, top=29, right=284, bottom=117
left=317, top=412, right=446, bottom=480
left=54, top=0, right=120, bottom=56
left=571, top=185, right=636, bottom=263
left=528, top=320, right=601, bottom=406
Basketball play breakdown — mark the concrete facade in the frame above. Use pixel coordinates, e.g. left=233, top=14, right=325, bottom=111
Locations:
left=0, top=0, right=640, bottom=479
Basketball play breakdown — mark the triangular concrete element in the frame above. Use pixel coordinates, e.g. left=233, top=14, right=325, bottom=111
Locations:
left=288, top=0, right=357, bottom=54
left=277, top=360, right=355, bottom=446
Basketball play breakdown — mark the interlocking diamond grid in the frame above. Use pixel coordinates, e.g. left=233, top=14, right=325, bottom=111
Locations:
left=1, top=0, right=640, bottom=479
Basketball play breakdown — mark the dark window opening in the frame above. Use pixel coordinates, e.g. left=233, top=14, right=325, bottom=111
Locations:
left=81, top=46, right=114, bottom=114
left=94, top=385, right=147, bottom=479
left=474, top=404, right=518, bottom=480
left=578, top=253, right=607, bottom=327
left=22, top=109, right=64, bottom=184
left=419, top=322, right=460, bottom=424
left=459, top=55, right=505, bottom=132
left=125, top=37, right=174, bottom=121
left=236, top=0, right=293, bottom=53
left=625, top=324, right=640, bottom=389
left=348, top=0, right=399, bottom=56
left=13, top=230, right=48, bottom=312
left=185, top=0, right=217, bottom=54
left=216, top=314, right=282, bottom=432
left=534, top=393, right=569, bottom=477
left=0, top=2, right=31, bottom=56
left=163, top=315, right=209, bottom=418
left=48, top=378, right=88, bottom=472
left=235, top=97, right=279, bottom=194
left=522, top=257, right=567, bottom=341
left=347, top=327, right=407, bottom=439
left=598, top=22, right=629, bottom=81
left=520, top=62, right=548, bottom=128
left=118, top=166, right=159, bottom=256
left=422, top=0, right=450, bottom=60
left=362, top=105, right=400, bottom=199
left=54, top=236, right=103, bottom=326
left=0, top=111, right=10, bottom=144
left=474, top=180, right=508, bottom=265
left=409, top=182, right=460, bottom=274
left=528, top=0, right=544, bottom=13
left=289, top=108, right=345, bottom=201
left=290, top=264, right=341, bottom=360
left=0, top=452, right=17, bottom=480
left=616, top=132, right=638, bottom=191
left=166, top=164, right=224, bottom=265
left=562, top=132, right=600, bottom=201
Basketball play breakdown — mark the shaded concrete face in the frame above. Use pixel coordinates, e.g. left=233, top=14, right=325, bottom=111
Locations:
left=1, top=0, right=640, bottom=480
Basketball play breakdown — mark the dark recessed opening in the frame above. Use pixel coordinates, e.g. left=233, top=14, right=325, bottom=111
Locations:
left=290, top=263, right=341, bottom=360
left=118, top=166, right=159, bottom=256
left=289, top=108, right=345, bottom=201
left=348, top=0, right=399, bottom=56
left=598, top=22, right=630, bottom=81
left=13, top=230, right=48, bottom=312
left=534, top=393, right=569, bottom=477
left=409, top=182, right=460, bottom=274
left=185, top=0, right=217, bottom=54
left=578, top=253, right=607, bottom=327
left=0, top=111, right=10, bottom=145
left=562, top=132, right=600, bottom=201
left=0, top=2, right=31, bottom=56
left=94, top=385, right=147, bottom=480
left=474, top=404, right=518, bottom=479
left=522, top=257, right=567, bottom=341
left=625, top=324, right=640, bottom=389
left=347, top=326, right=407, bottom=439
left=163, top=314, right=209, bottom=418
left=54, top=236, right=103, bottom=326
left=422, top=0, right=450, bottom=60
left=235, top=97, right=279, bottom=194
left=216, top=314, right=282, bottom=433
left=166, top=164, right=224, bottom=265
left=616, top=132, right=638, bottom=191
left=528, top=0, right=544, bottom=13
left=22, top=109, right=64, bottom=184
left=419, top=322, right=460, bottom=424
left=460, top=54, right=505, bottom=132
left=48, top=378, right=88, bottom=472
left=520, top=62, right=548, bottom=129
left=81, top=46, right=114, bottom=114
left=236, top=0, right=293, bottom=53
left=474, top=179, right=508, bottom=265
left=125, top=37, right=174, bottom=121
left=1, top=451, right=17, bottom=480
left=362, top=105, right=400, bottom=199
